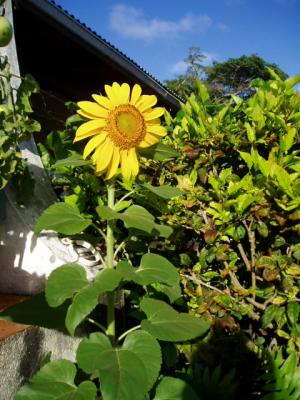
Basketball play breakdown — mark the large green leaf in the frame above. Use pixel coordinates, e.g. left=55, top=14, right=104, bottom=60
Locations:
left=98, top=349, right=148, bottom=400
left=141, top=183, right=183, bottom=199
left=155, top=283, right=182, bottom=303
left=96, top=205, right=119, bottom=220
left=117, top=262, right=181, bottom=302
left=0, top=293, right=67, bottom=331
left=122, top=205, right=157, bottom=233
left=153, top=376, right=199, bottom=400
left=52, top=154, right=91, bottom=169
left=116, top=253, right=179, bottom=288
left=97, top=205, right=172, bottom=237
left=66, top=268, right=122, bottom=335
left=136, top=253, right=179, bottom=286
left=76, top=332, right=148, bottom=400
left=14, top=360, right=97, bottom=400
left=123, top=330, right=162, bottom=391
left=34, top=203, right=91, bottom=235
left=140, top=298, right=210, bottom=341
left=285, top=75, right=300, bottom=90
left=45, top=264, right=88, bottom=307
left=76, top=332, right=112, bottom=374
left=138, top=142, right=179, bottom=161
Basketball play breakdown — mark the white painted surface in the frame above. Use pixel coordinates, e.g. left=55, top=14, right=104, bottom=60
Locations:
left=0, top=0, right=95, bottom=294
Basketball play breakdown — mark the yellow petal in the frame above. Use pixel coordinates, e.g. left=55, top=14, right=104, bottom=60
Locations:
left=119, top=83, right=130, bottom=104
left=120, top=150, right=132, bottom=180
left=112, top=82, right=124, bottom=105
left=76, top=119, right=106, bottom=137
left=146, top=125, right=167, bottom=136
left=130, top=84, right=142, bottom=105
left=144, top=107, right=165, bottom=121
left=74, top=129, right=100, bottom=143
left=78, top=101, right=109, bottom=118
left=92, top=94, right=113, bottom=110
left=127, top=148, right=139, bottom=178
left=83, top=134, right=106, bottom=159
left=105, top=147, right=121, bottom=180
left=94, top=138, right=114, bottom=173
left=105, top=83, right=122, bottom=106
left=104, top=84, right=114, bottom=101
left=136, top=95, right=157, bottom=112
left=139, top=133, right=160, bottom=147
left=147, top=118, right=160, bottom=125
left=77, top=109, right=96, bottom=120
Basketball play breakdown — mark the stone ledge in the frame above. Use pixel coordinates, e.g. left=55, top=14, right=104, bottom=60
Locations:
left=0, top=295, right=80, bottom=400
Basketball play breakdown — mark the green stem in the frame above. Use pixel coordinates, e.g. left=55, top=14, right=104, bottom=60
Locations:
left=115, top=190, right=134, bottom=207
left=91, top=222, right=106, bottom=241
left=87, top=318, right=107, bottom=334
left=106, top=181, right=116, bottom=343
left=117, top=325, right=141, bottom=343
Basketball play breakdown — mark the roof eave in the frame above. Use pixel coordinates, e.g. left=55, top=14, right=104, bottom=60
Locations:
left=15, top=0, right=180, bottom=111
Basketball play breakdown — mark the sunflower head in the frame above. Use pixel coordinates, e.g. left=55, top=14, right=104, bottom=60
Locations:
left=74, top=83, right=167, bottom=180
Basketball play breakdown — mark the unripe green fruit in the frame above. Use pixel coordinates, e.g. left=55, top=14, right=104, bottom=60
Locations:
left=0, top=16, right=13, bottom=47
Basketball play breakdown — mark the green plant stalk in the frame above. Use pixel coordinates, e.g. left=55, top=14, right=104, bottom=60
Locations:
left=106, top=181, right=116, bottom=343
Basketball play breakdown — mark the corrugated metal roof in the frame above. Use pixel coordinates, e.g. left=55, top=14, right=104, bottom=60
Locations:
left=15, top=0, right=181, bottom=110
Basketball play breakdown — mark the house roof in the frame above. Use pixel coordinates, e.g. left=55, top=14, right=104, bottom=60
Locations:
left=13, top=0, right=180, bottom=112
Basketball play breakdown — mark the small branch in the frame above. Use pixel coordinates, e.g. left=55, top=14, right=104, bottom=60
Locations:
left=228, top=270, right=247, bottom=294
left=114, top=241, right=125, bottom=258
left=96, top=250, right=106, bottom=267
left=92, top=223, right=106, bottom=242
left=181, top=273, right=225, bottom=296
left=87, top=318, right=107, bottom=334
left=237, top=243, right=251, bottom=272
left=198, top=209, right=210, bottom=225
left=246, top=298, right=266, bottom=311
left=117, top=325, right=141, bottom=343
left=243, top=220, right=257, bottom=300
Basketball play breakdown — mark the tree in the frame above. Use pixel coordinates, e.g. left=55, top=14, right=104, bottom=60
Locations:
left=205, top=54, right=287, bottom=98
left=165, top=52, right=287, bottom=100
left=164, top=47, right=206, bottom=99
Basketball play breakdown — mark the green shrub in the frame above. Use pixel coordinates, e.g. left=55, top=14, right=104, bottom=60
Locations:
left=154, top=73, right=300, bottom=396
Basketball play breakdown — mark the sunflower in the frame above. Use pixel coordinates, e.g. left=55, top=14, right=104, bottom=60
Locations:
left=74, top=82, right=167, bottom=180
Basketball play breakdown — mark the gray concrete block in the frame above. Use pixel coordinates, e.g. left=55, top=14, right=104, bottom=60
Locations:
left=0, top=326, right=80, bottom=400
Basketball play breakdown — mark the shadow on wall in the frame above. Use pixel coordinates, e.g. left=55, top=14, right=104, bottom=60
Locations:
left=0, top=159, right=71, bottom=295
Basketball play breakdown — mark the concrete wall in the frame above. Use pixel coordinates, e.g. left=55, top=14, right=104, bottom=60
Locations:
left=0, top=325, right=80, bottom=400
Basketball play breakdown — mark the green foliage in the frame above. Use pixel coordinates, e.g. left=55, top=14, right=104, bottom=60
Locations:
left=164, top=51, right=287, bottom=100
left=0, top=56, right=40, bottom=194
left=153, top=376, right=199, bottom=400
left=12, top=147, right=210, bottom=399
left=9, top=64, right=300, bottom=399
left=34, top=203, right=92, bottom=235
left=77, top=330, right=161, bottom=399
left=158, top=72, right=300, bottom=396
left=0, top=293, right=67, bottom=331
left=205, top=54, right=287, bottom=98
left=14, top=360, right=97, bottom=400
left=140, top=298, right=210, bottom=341
left=261, top=351, right=300, bottom=399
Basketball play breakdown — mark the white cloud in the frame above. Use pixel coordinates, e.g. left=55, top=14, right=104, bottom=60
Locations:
left=217, top=23, right=230, bottom=32
left=109, top=4, right=212, bottom=41
left=171, top=61, right=188, bottom=75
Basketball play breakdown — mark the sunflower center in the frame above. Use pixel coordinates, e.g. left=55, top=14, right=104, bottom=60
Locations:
left=106, top=104, right=146, bottom=149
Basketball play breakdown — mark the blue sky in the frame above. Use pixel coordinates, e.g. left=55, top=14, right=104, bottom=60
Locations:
left=55, top=0, right=300, bottom=83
